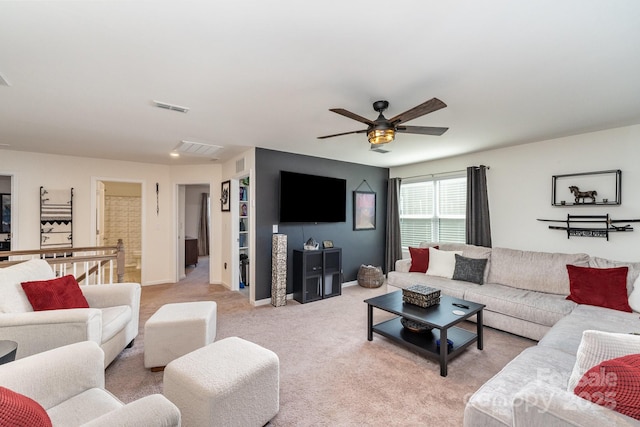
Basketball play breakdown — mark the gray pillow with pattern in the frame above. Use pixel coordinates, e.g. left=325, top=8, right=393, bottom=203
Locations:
left=452, top=254, right=488, bottom=285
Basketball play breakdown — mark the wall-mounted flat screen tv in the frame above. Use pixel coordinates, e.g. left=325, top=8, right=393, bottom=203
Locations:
left=279, top=171, right=346, bottom=223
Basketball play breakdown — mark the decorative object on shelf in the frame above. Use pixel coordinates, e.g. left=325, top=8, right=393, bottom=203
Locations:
left=400, top=317, right=433, bottom=333
left=239, top=253, right=249, bottom=288
left=40, top=186, right=73, bottom=249
left=537, top=214, right=640, bottom=240
left=271, top=234, right=287, bottom=307
left=568, top=186, right=597, bottom=204
left=436, top=338, right=454, bottom=353
left=552, top=170, right=621, bottom=206
left=322, top=240, right=333, bottom=249
left=353, top=180, right=376, bottom=231
left=402, top=285, right=441, bottom=308
left=303, top=237, right=319, bottom=250
left=220, top=180, right=230, bottom=212
left=357, top=264, right=384, bottom=288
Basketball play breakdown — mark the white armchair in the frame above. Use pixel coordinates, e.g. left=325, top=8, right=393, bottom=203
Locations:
left=0, top=341, right=180, bottom=426
left=0, top=259, right=140, bottom=367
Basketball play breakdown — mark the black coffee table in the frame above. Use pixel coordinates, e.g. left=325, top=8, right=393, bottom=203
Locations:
left=0, top=340, right=18, bottom=365
left=365, top=291, right=485, bottom=376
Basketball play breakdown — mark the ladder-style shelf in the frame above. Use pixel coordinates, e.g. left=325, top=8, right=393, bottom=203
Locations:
left=40, top=186, right=73, bottom=249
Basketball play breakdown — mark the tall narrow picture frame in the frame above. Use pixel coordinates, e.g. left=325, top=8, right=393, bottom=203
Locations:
left=353, top=190, right=376, bottom=230
left=220, top=180, right=231, bottom=212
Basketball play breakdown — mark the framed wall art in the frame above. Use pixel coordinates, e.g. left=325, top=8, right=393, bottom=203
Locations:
left=353, top=190, right=376, bottom=230
left=220, top=180, right=231, bottom=212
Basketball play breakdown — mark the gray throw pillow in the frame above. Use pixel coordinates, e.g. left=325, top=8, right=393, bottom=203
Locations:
left=452, top=254, right=488, bottom=285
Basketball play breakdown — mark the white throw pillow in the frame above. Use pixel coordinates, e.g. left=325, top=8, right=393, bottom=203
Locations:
left=425, top=248, right=463, bottom=279
left=567, top=330, right=640, bottom=391
left=0, top=259, right=55, bottom=313
left=628, top=274, right=640, bottom=313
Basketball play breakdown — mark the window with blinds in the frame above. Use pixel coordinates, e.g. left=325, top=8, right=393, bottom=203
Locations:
left=399, top=175, right=466, bottom=248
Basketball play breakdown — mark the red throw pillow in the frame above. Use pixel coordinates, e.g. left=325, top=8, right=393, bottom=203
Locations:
left=21, top=275, right=89, bottom=311
left=409, top=246, right=439, bottom=273
left=566, top=265, right=631, bottom=312
left=574, top=354, right=640, bottom=420
left=0, top=386, right=52, bottom=427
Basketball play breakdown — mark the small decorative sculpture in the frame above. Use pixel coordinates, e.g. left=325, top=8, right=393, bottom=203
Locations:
left=569, top=186, right=597, bottom=204
left=303, top=237, right=319, bottom=250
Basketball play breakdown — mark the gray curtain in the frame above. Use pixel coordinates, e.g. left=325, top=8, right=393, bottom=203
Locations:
left=385, top=178, right=402, bottom=275
left=197, top=193, right=210, bottom=256
left=466, top=165, right=492, bottom=247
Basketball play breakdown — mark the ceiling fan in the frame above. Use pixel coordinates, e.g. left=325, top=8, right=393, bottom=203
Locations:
left=318, top=98, right=448, bottom=146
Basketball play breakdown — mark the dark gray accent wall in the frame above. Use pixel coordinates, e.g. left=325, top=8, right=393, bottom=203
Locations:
left=255, top=148, right=389, bottom=300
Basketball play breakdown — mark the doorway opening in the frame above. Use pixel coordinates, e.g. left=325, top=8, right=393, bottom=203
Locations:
left=95, top=180, right=143, bottom=283
left=177, top=184, right=211, bottom=284
left=0, top=175, right=12, bottom=260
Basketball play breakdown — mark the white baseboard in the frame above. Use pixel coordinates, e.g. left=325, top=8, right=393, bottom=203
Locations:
left=254, top=280, right=359, bottom=306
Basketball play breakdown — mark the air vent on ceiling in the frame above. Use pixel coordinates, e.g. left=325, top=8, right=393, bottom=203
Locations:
left=370, top=145, right=390, bottom=154
left=153, top=100, right=189, bottom=113
left=173, top=140, right=223, bottom=158
left=0, top=73, right=10, bottom=86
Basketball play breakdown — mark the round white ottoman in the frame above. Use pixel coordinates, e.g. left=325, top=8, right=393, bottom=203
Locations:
left=163, top=336, right=279, bottom=427
left=144, top=301, right=217, bottom=371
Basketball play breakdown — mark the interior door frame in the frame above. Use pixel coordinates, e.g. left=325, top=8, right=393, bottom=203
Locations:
left=173, top=182, right=211, bottom=283
left=90, top=177, right=145, bottom=283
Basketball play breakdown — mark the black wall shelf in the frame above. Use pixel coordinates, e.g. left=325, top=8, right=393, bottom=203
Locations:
left=292, top=248, right=342, bottom=303
left=537, top=214, right=640, bottom=240
left=552, top=170, right=621, bottom=207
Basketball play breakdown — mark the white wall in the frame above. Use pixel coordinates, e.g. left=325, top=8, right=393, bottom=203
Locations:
left=0, top=149, right=223, bottom=285
left=391, top=124, right=640, bottom=262
left=0, top=176, right=10, bottom=193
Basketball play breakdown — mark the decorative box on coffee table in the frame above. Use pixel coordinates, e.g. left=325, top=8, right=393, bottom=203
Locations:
left=402, top=284, right=441, bottom=308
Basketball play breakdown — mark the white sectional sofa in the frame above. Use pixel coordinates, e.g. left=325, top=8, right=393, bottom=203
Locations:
left=387, top=242, right=640, bottom=426
left=0, top=259, right=141, bottom=367
left=0, top=341, right=180, bottom=426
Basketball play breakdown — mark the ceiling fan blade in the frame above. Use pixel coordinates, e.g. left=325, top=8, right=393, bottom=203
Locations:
left=329, top=108, right=376, bottom=126
left=389, top=98, right=447, bottom=125
left=317, top=129, right=367, bottom=139
left=396, top=125, right=449, bottom=136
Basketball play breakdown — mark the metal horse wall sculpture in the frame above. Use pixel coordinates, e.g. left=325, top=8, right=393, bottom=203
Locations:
left=568, top=186, right=597, bottom=204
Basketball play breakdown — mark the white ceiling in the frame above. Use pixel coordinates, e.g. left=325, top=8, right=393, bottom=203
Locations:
left=1, top=1, right=640, bottom=168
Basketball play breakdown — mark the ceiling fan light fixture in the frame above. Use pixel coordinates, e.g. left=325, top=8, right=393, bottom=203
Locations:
left=368, top=128, right=395, bottom=144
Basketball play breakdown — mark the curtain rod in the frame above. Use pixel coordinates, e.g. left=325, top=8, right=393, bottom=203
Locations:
left=398, top=165, right=490, bottom=181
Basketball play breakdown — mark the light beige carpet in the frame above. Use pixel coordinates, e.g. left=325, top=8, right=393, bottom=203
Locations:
left=105, top=272, right=535, bottom=426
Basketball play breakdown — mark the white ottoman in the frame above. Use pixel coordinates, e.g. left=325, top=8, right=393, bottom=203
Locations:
left=163, top=337, right=279, bottom=427
left=144, top=301, right=217, bottom=371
